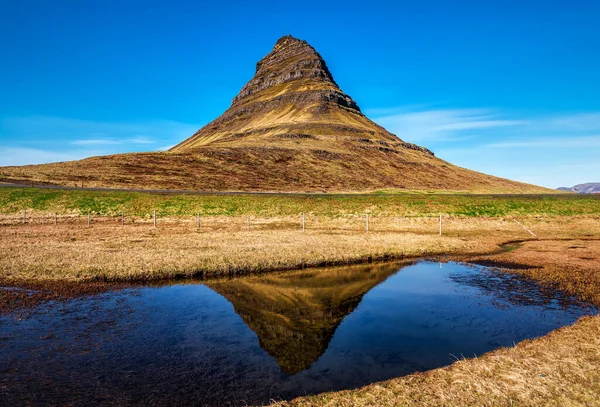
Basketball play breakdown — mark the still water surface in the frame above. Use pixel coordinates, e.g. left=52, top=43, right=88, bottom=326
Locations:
left=0, top=261, right=596, bottom=406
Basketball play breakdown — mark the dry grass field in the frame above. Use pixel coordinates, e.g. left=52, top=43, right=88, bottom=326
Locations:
left=0, top=214, right=597, bottom=284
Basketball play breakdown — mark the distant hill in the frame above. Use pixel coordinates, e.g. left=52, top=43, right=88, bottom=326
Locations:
left=557, top=183, right=600, bottom=194
left=0, top=36, right=549, bottom=193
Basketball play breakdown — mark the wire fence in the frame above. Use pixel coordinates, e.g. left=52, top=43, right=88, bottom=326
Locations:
left=0, top=209, right=544, bottom=237
left=0, top=210, right=458, bottom=235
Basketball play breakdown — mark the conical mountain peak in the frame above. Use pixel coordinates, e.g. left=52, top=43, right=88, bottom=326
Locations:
left=171, top=35, right=391, bottom=151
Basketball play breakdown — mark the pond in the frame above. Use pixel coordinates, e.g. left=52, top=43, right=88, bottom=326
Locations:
left=0, top=261, right=596, bottom=406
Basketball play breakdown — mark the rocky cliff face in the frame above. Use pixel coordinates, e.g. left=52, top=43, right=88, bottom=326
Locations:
left=231, top=35, right=357, bottom=110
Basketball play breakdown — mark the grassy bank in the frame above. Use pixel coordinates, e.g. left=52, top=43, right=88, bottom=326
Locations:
left=0, top=187, right=598, bottom=217
left=0, top=214, right=598, bottom=283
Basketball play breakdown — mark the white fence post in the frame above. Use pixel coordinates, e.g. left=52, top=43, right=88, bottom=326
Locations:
left=439, top=214, right=443, bottom=236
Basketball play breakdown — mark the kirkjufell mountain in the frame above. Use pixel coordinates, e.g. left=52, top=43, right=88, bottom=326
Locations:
left=171, top=35, right=431, bottom=156
left=0, top=36, right=547, bottom=192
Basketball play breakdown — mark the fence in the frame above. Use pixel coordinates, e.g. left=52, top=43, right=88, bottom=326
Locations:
left=0, top=210, right=541, bottom=237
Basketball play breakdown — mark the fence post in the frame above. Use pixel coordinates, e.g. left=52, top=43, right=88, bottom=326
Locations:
left=439, top=214, right=442, bottom=236
left=153, top=210, right=157, bottom=228
left=247, top=216, right=250, bottom=232
left=23, top=209, right=27, bottom=224
left=88, top=213, right=91, bottom=227
left=366, top=214, right=369, bottom=233
left=122, top=213, right=124, bottom=227
left=302, top=212, right=305, bottom=232
left=54, top=213, right=57, bottom=226
left=197, top=213, right=201, bottom=229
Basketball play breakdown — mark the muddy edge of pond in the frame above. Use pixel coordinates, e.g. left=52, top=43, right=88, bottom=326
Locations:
left=2, top=237, right=600, bottom=315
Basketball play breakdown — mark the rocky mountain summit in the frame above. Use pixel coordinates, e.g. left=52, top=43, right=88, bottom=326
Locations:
left=0, top=35, right=547, bottom=193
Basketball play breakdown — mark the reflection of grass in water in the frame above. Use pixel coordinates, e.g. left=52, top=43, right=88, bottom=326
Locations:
left=207, top=262, right=404, bottom=374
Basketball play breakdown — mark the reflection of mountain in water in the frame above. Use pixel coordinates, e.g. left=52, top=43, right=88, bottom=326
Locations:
left=206, top=262, right=404, bottom=374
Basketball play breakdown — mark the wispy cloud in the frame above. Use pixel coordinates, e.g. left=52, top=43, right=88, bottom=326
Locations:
left=486, top=135, right=600, bottom=149
left=0, top=115, right=201, bottom=166
left=71, top=135, right=156, bottom=146
left=365, top=106, right=600, bottom=188
left=71, top=139, right=122, bottom=146
left=0, top=147, right=105, bottom=166
left=368, top=108, right=526, bottom=143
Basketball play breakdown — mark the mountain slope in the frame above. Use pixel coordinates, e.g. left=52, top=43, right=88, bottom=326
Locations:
left=0, top=36, right=548, bottom=193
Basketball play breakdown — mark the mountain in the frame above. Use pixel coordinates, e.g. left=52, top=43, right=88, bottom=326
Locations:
left=557, top=183, right=600, bottom=194
left=0, top=36, right=548, bottom=193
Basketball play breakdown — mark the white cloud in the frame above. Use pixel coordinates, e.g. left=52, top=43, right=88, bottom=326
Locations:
left=486, top=135, right=600, bottom=149
left=0, top=115, right=201, bottom=166
left=369, top=108, right=526, bottom=143
left=0, top=147, right=104, bottom=166
left=1, top=116, right=199, bottom=146
left=366, top=106, right=600, bottom=188
left=71, top=135, right=156, bottom=146
left=548, top=112, right=600, bottom=131
left=71, top=139, right=122, bottom=146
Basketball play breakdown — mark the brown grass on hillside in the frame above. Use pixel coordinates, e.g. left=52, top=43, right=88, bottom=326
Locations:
left=0, top=143, right=549, bottom=193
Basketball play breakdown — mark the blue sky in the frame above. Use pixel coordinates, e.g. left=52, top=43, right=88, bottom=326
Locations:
left=1, top=0, right=599, bottom=188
